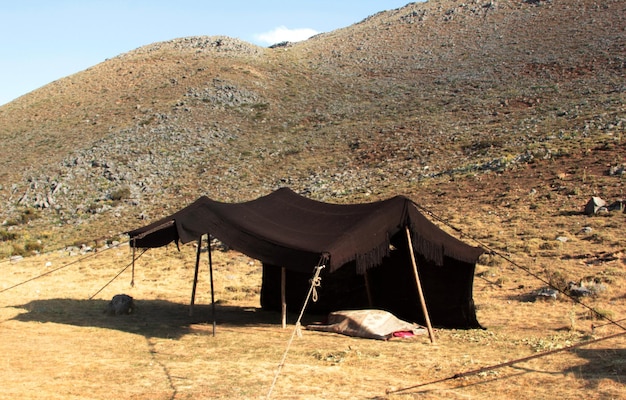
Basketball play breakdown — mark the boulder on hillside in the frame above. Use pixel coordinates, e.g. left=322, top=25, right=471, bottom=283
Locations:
left=584, top=196, right=607, bottom=215
left=607, top=200, right=626, bottom=213
left=584, top=197, right=626, bottom=215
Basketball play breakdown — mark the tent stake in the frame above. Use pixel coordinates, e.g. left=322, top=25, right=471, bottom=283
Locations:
left=208, top=235, right=216, bottom=336
left=405, top=226, right=436, bottom=344
left=281, top=267, right=287, bottom=329
left=189, top=236, right=202, bottom=316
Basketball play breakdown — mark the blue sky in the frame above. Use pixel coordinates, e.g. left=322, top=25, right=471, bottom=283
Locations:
left=0, top=1, right=414, bottom=106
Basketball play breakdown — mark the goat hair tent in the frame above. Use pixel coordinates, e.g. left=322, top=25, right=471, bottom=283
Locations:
left=127, top=187, right=484, bottom=329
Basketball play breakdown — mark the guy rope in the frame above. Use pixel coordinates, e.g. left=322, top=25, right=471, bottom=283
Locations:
left=266, top=263, right=325, bottom=399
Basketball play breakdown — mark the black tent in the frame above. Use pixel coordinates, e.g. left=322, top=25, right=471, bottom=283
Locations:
left=127, top=187, right=484, bottom=334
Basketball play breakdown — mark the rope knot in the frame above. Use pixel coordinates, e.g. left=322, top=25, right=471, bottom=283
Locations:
left=310, top=274, right=322, bottom=302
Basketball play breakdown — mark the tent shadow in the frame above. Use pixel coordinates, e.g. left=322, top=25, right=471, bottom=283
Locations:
left=564, top=348, right=626, bottom=386
left=8, top=298, right=288, bottom=339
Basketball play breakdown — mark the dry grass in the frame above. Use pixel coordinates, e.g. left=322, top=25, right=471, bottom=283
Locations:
left=1, top=240, right=624, bottom=400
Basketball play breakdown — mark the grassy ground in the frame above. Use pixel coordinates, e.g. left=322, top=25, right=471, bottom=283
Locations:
left=1, top=240, right=624, bottom=400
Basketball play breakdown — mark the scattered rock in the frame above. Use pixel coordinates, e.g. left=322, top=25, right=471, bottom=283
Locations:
left=584, top=197, right=625, bottom=215
left=607, top=200, right=625, bottom=213
left=105, top=294, right=135, bottom=315
left=608, top=164, right=625, bottom=176
left=567, top=282, right=592, bottom=297
left=584, top=196, right=607, bottom=215
left=567, top=280, right=607, bottom=298
left=534, top=287, right=558, bottom=301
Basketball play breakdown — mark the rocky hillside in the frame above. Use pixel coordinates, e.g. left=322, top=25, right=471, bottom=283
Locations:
left=0, top=0, right=624, bottom=250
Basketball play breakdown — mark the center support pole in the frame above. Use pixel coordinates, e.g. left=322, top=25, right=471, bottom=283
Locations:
left=208, top=235, right=216, bottom=336
left=405, top=226, right=436, bottom=344
left=281, top=267, right=287, bottom=329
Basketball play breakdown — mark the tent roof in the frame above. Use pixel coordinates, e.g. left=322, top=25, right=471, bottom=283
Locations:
left=127, top=187, right=483, bottom=273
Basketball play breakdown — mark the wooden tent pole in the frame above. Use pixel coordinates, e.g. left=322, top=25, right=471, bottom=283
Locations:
left=189, top=236, right=202, bottom=316
left=208, top=235, right=216, bottom=336
left=131, top=239, right=136, bottom=287
left=405, top=226, right=436, bottom=344
left=281, top=267, right=287, bottom=329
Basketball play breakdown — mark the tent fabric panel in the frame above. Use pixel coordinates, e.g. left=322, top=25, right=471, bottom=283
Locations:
left=200, top=191, right=336, bottom=252
left=175, top=196, right=326, bottom=271
left=407, top=204, right=484, bottom=266
left=219, top=188, right=412, bottom=271
left=419, top=258, right=481, bottom=328
left=127, top=188, right=413, bottom=271
left=127, top=187, right=484, bottom=274
left=126, top=196, right=208, bottom=248
left=366, top=243, right=481, bottom=328
left=261, top=249, right=482, bottom=329
left=129, top=220, right=178, bottom=248
left=260, top=263, right=370, bottom=314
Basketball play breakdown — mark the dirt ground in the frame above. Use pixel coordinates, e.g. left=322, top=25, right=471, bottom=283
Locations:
left=1, top=240, right=624, bottom=400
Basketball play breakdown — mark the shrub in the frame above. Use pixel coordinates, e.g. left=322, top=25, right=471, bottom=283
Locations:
left=19, top=208, right=40, bottom=223
left=539, top=241, right=558, bottom=250
left=109, top=186, right=131, bottom=201
left=10, top=244, right=26, bottom=257
left=586, top=308, right=615, bottom=321
left=0, top=229, right=18, bottom=242
left=5, top=208, right=40, bottom=226
left=24, top=240, right=44, bottom=253
left=478, top=253, right=503, bottom=267
left=545, top=268, right=568, bottom=292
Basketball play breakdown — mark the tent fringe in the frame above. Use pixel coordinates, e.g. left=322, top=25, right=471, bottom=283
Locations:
left=356, top=237, right=390, bottom=274
left=409, top=224, right=481, bottom=266
left=407, top=204, right=483, bottom=265
left=355, top=224, right=477, bottom=273
left=410, top=226, right=444, bottom=266
left=440, top=245, right=478, bottom=265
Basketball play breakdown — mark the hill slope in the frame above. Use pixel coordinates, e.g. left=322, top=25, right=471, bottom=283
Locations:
left=0, top=0, right=624, bottom=249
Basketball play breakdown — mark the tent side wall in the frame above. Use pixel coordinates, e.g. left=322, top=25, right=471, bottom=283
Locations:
left=366, top=248, right=481, bottom=329
left=261, top=263, right=370, bottom=315
left=260, top=235, right=481, bottom=329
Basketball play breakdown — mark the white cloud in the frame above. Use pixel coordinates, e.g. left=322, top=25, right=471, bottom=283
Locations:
left=253, top=26, right=319, bottom=45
